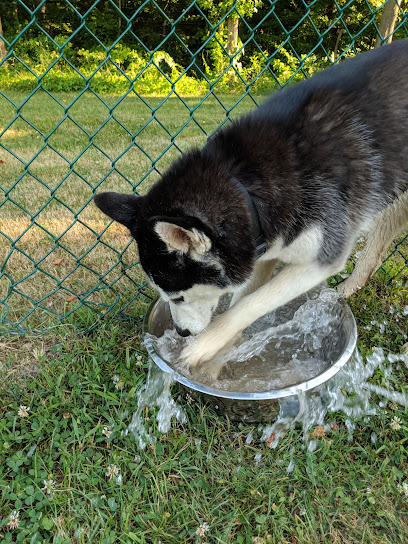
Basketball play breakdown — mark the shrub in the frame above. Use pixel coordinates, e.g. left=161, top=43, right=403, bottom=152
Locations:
left=0, top=41, right=207, bottom=95
left=0, top=38, right=329, bottom=95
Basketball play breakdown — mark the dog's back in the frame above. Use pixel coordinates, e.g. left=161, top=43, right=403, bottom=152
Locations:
left=204, top=40, right=408, bottom=265
left=260, top=39, right=408, bottom=199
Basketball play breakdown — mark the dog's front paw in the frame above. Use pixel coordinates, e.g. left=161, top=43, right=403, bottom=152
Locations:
left=179, top=332, right=225, bottom=368
left=178, top=310, right=245, bottom=369
left=179, top=316, right=240, bottom=368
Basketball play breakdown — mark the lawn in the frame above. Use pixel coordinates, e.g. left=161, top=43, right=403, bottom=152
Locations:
left=1, top=91, right=408, bottom=543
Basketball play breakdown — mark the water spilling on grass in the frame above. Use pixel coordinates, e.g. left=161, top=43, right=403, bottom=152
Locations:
left=125, top=363, right=186, bottom=449
left=127, top=287, right=408, bottom=448
left=261, top=347, right=408, bottom=450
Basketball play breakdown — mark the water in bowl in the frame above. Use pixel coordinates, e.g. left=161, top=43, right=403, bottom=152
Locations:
left=145, top=287, right=346, bottom=393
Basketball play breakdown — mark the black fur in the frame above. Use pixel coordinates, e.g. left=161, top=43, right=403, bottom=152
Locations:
left=94, top=40, right=408, bottom=294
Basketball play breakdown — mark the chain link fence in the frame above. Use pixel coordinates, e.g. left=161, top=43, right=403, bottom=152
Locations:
left=1, top=0, right=407, bottom=334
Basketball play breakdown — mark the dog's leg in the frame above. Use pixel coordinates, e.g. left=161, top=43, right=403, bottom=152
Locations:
left=203, top=259, right=279, bottom=379
left=180, top=261, right=341, bottom=367
left=229, top=259, right=278, bottom=306
left=338, top=191, right=408, bottom=298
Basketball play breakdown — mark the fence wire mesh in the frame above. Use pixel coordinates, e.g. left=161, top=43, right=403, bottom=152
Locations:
left=0, top=0, right=407, bottom=334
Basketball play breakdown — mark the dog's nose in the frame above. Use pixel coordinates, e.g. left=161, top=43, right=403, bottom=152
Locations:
left=175, top=325, right=191, bottom=337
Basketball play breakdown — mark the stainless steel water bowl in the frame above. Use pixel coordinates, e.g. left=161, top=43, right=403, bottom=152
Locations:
left=143, top=294, right=357, bottom=423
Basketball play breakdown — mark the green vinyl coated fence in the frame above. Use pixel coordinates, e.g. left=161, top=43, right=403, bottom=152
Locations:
left=0, top=0, right=407, bottom=335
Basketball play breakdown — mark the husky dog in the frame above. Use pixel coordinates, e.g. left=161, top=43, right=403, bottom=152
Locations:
left=94, top=40, right=408, bottom=368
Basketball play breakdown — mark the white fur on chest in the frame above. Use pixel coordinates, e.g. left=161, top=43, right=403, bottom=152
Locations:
left=260, top=225, right=324, bottom=264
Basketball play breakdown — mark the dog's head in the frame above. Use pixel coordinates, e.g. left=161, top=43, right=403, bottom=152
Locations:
left=94, top=185, right=253, bottom=336
left=94, top=151, right=255, bottom=336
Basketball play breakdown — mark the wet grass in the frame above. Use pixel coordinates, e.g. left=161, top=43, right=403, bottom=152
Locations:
left=1, top=91, right=408, bottom=543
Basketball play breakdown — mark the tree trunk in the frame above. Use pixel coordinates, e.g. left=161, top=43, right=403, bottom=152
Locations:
left=375, top=0, right=402, bottom=47
left=333, top=28, right=345, bottom=60
left=118, top=0, right=122, bottom=34
left=226, top=15, right=239, bottom=56
left=0, top=17, right=6, bottom=62
left=34, top=0, right=46, bottom=31
left=35, top=0, right=46, bottom=15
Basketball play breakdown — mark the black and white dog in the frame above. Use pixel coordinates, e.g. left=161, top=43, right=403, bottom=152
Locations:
left=94, top=40, right=408, bottom=368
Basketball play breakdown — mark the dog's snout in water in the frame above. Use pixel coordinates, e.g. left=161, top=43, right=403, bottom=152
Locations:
left=175, top=324, right=191, bottom=337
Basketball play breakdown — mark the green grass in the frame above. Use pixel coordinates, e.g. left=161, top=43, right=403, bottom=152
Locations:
left=1, top=91, right=408, bottom=543
left=1, top=275, right=408, bottom=543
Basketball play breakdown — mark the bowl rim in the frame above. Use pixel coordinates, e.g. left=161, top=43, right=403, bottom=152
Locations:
left=143, top=296, right=357, bottom=400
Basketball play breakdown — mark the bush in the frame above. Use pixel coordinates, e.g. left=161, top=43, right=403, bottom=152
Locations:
left=0, top=37, right=329, bottom=95
left=0, top=40, right=208, bottom=95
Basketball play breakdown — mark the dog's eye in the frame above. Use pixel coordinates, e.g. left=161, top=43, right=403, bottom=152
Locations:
left=172, top=296, right=184, bottom=304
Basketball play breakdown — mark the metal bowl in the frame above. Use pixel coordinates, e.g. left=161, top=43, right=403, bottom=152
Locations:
left=143, top=293, right=357, bottom=423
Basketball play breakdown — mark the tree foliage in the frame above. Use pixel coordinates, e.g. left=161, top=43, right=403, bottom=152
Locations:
left=0, top=0, right=406, bottom=94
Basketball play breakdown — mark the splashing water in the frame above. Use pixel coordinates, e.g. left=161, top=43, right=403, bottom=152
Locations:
left=261, top=347, right=408, bottom=449
left=125, top=362, right=186, bottom=449
left=127, top=287, right=408, bottom=448
left=145, top=288, right=348, bottom=392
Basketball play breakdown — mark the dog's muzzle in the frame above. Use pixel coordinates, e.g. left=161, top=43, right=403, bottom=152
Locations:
left=175, top=324, right=191, bottom=337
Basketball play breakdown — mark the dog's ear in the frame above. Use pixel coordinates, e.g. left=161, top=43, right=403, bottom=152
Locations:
left=93, top=192, right=142, bottom=229
left=154, top=220, right=212, bottom=255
